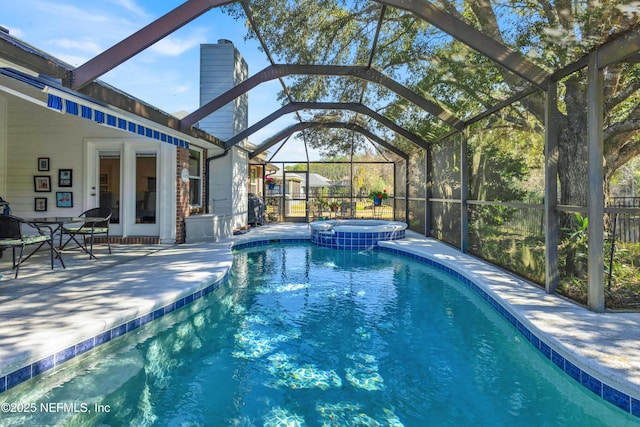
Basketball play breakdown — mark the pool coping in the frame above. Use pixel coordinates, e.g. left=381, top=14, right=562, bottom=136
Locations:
left=0, top=241, right=234, bottom=392
left=0, top=224, right=638, bottom=419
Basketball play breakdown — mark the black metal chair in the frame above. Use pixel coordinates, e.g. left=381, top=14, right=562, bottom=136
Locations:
left=0, top=215, right=65, bottom=278
left=61, top=207, right=112, bottom=259
left=340, top=201, right=356, bottom=219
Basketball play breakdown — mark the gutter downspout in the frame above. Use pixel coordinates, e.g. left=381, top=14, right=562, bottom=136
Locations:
left=205, top=149, right=230, bottom=214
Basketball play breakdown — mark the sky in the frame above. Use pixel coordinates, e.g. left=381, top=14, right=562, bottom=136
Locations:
left=2, top=0, right=316, bottom=161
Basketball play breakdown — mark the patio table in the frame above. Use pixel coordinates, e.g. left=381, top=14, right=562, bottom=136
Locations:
left=26, top=216, right=107, bottom=252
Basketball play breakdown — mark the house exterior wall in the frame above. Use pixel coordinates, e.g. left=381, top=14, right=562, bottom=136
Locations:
left=208, top=146, right=248, bottom=229
left=1, top=90, right=180, bottom=243
left=5, top=95, right=104, bottom=217
left=0, top=40, right=227, bottom=245
left=199, top=39, right=250, bottom=231
left=199, top=40, right=248, bottom=141
left=232, top=147, right=248, bottom=229
left=0, top=96, right=7, bottom=198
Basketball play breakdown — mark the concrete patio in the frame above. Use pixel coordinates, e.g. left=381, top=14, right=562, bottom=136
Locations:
left=0, top=223, right=639, bottom=416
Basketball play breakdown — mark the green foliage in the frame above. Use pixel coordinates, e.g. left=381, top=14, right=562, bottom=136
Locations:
left=563, top=213, right=589, bottom=250
left=558, top=240, right=640, bottom=309
left=559, top=213, right=590, bottom=277
left=468, top=226, right=546, bottom=285
left=227, top=1, right=639, bottom=208
left=368, top=189, right=388, bottom=200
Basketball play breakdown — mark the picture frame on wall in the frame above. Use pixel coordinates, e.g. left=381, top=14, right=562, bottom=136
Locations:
left=58, top=169, right=72, bottom=187
left=34, top=197, right=47, bottom=212
left=55, top=191, right=73, bottom=208
left=37, top=157, right=50, bottom=171
left=34, top=176, right=51, bottom=192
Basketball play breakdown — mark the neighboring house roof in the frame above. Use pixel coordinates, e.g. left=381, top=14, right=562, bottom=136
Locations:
left=267, top=170, right=332, bottom=188
left=307, top=173, right=333, bottom=188
left=333, top=177, right=351, bottom=187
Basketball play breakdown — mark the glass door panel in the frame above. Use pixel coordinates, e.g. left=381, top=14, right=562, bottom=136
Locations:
left=135, top=153, right=157, bottom=224
left=99, top=151, right=121, bottom=225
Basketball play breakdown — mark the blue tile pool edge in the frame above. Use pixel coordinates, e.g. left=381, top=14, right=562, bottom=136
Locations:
left=376, top=245, right=640, bottom=419
left=0, top=270, right=231, bottom=395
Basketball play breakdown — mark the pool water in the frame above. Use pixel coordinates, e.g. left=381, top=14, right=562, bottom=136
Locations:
left=1, top=243, right=635, bottom=426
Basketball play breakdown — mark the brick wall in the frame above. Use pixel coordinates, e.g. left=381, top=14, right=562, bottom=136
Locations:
left=176, top=146, right=190, bottom=243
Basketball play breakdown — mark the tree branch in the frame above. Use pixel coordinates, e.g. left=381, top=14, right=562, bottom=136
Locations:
left=604, top=118, right=640, bottom=143
left=605, top=78, right=640, bottom=112
left=605, top=138, right=640, bottom=177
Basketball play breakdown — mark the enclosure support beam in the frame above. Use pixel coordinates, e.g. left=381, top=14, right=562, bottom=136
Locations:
left=405, top=160, right=410, bottom=223
left=377, top=0, right=549, bottom=88
left=250, top=122, right=408, bottom=160
left=544, top=81, right=559, bottom=294
left=181, top=64, right=464, bottom=131
left=460, top=129, right=469, bottom=253
left=587, top=52, right=605, bottom=313
left=425, top=148, right=432, bottom=237
left=71, top=0, right=234, bottom=89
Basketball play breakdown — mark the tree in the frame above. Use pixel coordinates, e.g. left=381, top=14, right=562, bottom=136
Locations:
left=227, top=1, right=640, bottom=206
left=455, top=0, right=640, bottom=207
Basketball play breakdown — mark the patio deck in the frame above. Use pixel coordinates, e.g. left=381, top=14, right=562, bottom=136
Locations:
left=0, top=223, right=639, bottom=416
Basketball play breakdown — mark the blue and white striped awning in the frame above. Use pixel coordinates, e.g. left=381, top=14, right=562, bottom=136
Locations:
left=1, top=68, right=190, bottom=148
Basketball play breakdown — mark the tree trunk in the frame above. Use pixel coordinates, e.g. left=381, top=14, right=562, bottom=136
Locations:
left=558, top=75, right=589, bottom=209
left=557, top=77, right=592, bottom=276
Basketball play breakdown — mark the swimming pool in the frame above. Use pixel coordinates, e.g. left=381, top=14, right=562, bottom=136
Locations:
left=0, top=243, right=635, bottom=426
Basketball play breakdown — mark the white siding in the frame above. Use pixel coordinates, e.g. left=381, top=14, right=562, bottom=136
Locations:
left=231, top=147, right=248, bottom=229
left=5, top=95, right=141, bottom=218
left=199, top=41, right=248, bottom=141
left=8, top=98, right=84, bottom=217
left=0, top=95, right=7, bottom=197
left=199, top=40, right=250, bottom=229
left=207, top=147, right=248, bottom=229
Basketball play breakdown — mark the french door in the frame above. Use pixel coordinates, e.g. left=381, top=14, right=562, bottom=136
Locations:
left=87, top=141, right=162, bottom=238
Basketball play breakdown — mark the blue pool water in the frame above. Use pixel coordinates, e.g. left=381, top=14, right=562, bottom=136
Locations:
left=0, top=243, right=635, bottom=426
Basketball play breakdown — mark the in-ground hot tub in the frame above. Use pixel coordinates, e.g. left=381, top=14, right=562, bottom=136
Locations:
left=310, top=219, right=408, bottom=249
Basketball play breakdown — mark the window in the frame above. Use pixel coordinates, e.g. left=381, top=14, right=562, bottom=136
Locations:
left=188, top=148, right=202, bottom=207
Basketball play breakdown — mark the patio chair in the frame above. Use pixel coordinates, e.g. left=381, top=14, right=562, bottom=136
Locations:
left=61, top=207, right=112, bottom=259
left=0, top=215, right=65, bottom=278
left=340, top=201, right=355, bottom=219
left=311, top=203, right=329, bottom=222
left=374, top=204, right=392, bottom=220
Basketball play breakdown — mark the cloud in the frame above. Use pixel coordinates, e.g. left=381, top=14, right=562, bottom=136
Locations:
left=149, top=30, right=208, bottom=57
left=107, top=0, right=149, bottom=18
left=53, top=54, right=92, bottom=68
left=0, top=26, right=23, bottom=38
left=172, top=84, right=191, bottom=95
left=50, top=39, right=103, bottom=55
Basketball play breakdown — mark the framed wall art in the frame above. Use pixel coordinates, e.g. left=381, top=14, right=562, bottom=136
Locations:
left=34, top=197, right=47, bottom=212
left=34, top=176, right=51, bottom=192
left=55, top=191, right=73, bottom=208
left=58, top=169, right=72, bottom=187
left=37, top=157, right=50, bottom=171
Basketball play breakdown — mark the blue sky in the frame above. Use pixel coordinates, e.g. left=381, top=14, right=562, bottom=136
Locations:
left=2, top=0, right=312, bottom=159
